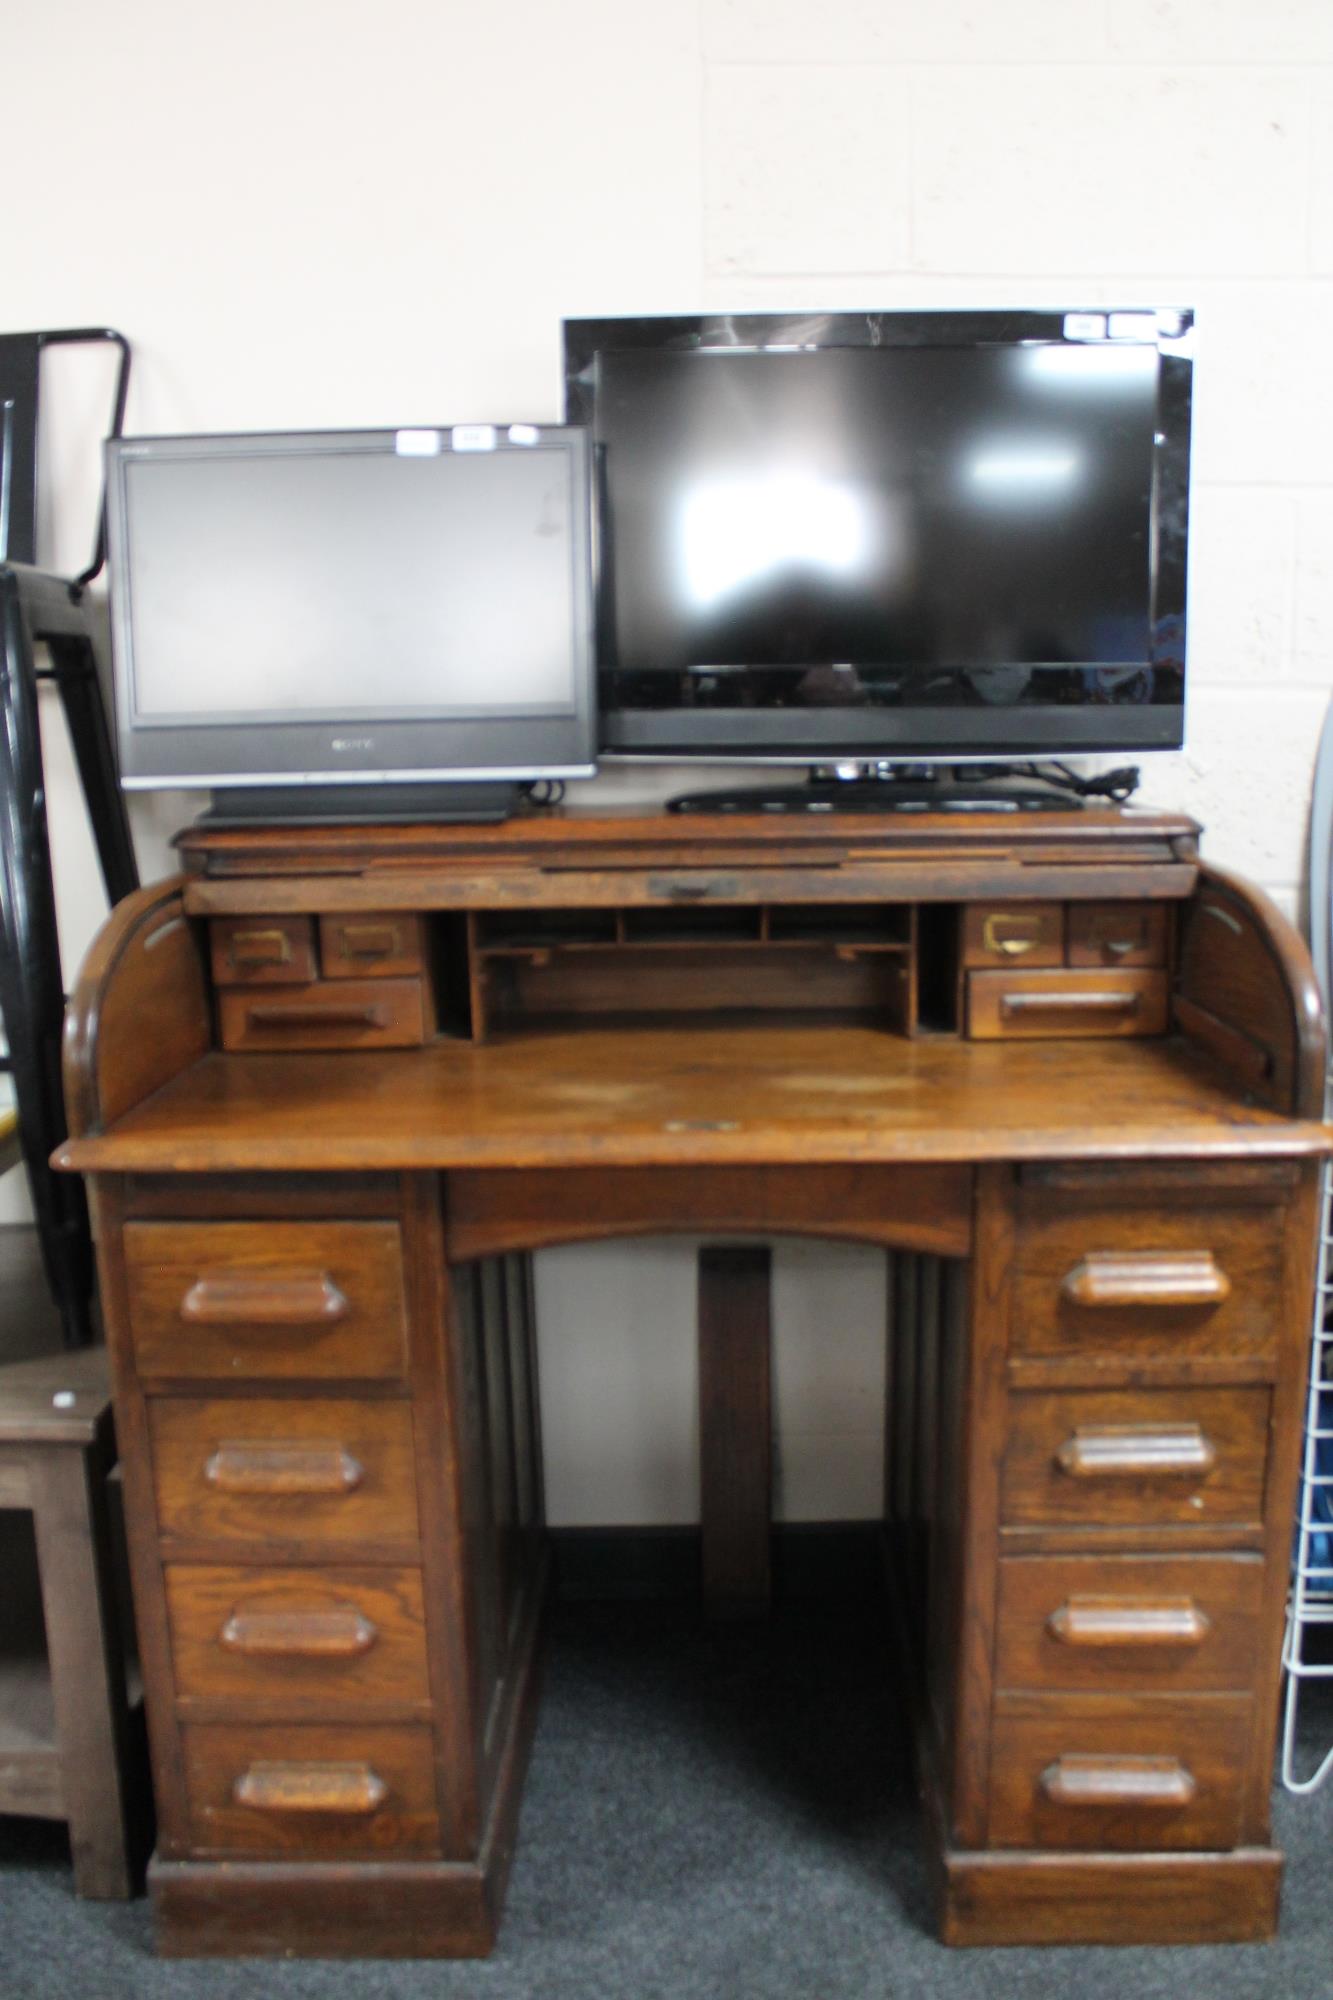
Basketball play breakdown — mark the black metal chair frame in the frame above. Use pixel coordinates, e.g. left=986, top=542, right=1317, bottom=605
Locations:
left=0, top=331, right=138, bottom=1346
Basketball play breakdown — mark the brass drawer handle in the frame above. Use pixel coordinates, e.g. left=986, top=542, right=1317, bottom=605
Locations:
left=1061, top=1251, right=1230, bottom=1311
left=220, top=1604, right=378, bottom=1658
left=1040, top=1754, right=1196, bottom=1809
left=204, top=1441, right=365, bottom=1496
left=1001, top=989, right=1140, bottom=1017
left=244, top=1003, right=387, bottom=1031
left=181, top=1270, right=350, bottom=1326
left=982, top=914, right=1041, bottom=956
left=1056, top=1423, right=1217, bottom=1481
left=233, top=1761, right=387, bottom=1815
left=228, top=927, right=294, bottom=968
left=1047, top=1595, right=1211, bottom=1649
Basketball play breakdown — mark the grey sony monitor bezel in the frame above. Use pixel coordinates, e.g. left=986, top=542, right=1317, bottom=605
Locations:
left=105, top=425, right=598, bottom=791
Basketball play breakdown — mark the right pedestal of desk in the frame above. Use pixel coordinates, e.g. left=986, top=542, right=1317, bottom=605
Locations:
left=899, top=1156, right=1319, bottom=1946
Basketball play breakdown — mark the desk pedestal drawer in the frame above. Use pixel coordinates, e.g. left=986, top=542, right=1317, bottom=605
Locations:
left=1000, top=1386, right=1270, bottom=1528
left=988, top=1694, right=1251, bottom=1851
left=149, top=1399, right=420, bottom=1548
left=1011, top=1205, right=1284, bottom=1366
left=995, top=1553, right=1264, bottom=1692
left=166, top=1565, right=430, bottom=1708
left=124, top=1219, right=409, bottom=1383
left=181, top=1722, right=440, bottom=1857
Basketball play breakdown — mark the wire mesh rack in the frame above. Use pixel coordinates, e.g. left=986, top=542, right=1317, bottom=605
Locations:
left=1280, top=1104, right=1333, bottom=1793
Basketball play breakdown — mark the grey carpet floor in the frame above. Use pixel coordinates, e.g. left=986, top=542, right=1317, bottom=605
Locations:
left=1, top=1599, right=1331, bottom=2000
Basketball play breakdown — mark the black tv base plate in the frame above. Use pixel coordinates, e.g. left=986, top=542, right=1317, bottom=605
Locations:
left=666, top=778, right=1079, bottom=817
left=199, top=782, right=520, bottom=828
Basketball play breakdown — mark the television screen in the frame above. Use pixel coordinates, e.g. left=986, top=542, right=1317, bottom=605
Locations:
left=564, top=311, right=1192, bottom=762
left=106, top=425, right=596, bottom=799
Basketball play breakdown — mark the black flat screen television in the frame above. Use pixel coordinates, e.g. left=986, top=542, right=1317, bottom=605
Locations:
left=104, top=423, right=596, bottom=821
left=563, top=310, right=1193, bottom=769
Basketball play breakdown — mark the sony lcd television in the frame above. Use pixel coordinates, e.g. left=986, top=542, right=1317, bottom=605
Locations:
left=564, top=310, right=1193, bottom=781
left=104, top=424, right=596, bottom=821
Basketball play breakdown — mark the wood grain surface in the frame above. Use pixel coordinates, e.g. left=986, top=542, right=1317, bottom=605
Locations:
left=55, top=1025, right=1330, bottom=1175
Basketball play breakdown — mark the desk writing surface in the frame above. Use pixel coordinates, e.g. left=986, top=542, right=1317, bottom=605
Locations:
left=57, top=1019, right=1329, bottom=1174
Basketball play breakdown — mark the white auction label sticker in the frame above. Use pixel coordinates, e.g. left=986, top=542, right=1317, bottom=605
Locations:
left=394, top=429, right=443, bottom=456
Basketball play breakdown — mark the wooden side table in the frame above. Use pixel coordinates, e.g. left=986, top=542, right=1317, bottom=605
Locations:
left=0, top=1344, right=147, bottom=1896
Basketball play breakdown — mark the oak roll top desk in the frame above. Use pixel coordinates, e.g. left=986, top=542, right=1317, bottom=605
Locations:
left=55, top=805, right=1330, bottom=1956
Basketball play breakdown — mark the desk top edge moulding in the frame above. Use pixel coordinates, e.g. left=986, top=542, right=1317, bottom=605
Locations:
left=53, top=804, right=1333, bottom=1955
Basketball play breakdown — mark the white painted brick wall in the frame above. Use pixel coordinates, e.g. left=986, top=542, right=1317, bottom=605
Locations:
left=6, top=0, right=1331, bottom=1521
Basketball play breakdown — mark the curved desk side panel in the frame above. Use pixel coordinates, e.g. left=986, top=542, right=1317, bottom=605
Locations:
left=63, top=875, right=212, bottom=1138
left=1174, top=864, right=1327, bottom=1121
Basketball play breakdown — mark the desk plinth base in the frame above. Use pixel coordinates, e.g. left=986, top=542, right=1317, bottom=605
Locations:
left=935, top=1846, right=1283, bottom=1948
left=150, top=1856, right=505, bottom=1959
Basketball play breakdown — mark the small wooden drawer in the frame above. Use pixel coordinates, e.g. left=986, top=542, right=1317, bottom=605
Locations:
left=319, top=914, right=425, bottom=980
left=961, top=904, right=1064, bottom=969
left=166, top=1564, right=430, bottom=1710
left=181, top=1721, right=440, bottom=1856
left=987, top=1692, right=1251, bottom=1851
left=149, top=1398, right=420, bottom=1551
left=1068, top=902, right=1168, bottom=968
left=211, top=916, right=317, bottom=987
left=968, top=968, right=1168, bottom=1040
left=217, top=977, right=432, bottom=1052
left=995, top=1553, right=1264, bottom=1692
left=1011, top=1203, right=1284, bottom=1366
left=123, top=1220, right=409, bottom=1383
left=1000, top=1386, right=1270, bottom=1529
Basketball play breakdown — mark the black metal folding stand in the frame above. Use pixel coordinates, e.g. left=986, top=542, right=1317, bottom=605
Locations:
left=0, top=330, right=138, bottom=1347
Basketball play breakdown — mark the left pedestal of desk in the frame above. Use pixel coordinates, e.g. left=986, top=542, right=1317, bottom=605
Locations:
left=87, top=1168, right=547, bottom=1958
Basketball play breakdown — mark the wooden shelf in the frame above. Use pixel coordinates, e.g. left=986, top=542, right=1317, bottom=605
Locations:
left=0, top=1641, right=61, bottom=1818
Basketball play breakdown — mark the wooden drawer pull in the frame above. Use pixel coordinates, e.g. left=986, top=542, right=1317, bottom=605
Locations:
left=220, top=1604, right=378, bottom=1658
left=181, top=1270, right=350, bottom=1326
left=204, top=1441, right=365, bottom=1496
left=232, top=1760, right=387, bottom=1815
left=335, top=924, right=401, bottom=960
left=1040, top=1754, right=1196, bottom=1809
left=243, top=1002, right=387, bottom=1031
left=228, top=927, right=293, bottom=968
left=1047, top=1595, right=1211, bottom=1649
left=1001, top=989, right=1140, bottom=1018
left=1056, top=1423, right=1217, bottom=1480
left=1061, top=1250, right=1230, bottom=1310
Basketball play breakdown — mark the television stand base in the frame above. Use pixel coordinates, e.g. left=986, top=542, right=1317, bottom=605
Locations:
left=198, top=782, right=520, bottom=827
left=666, top=775, right=1078, bottom=816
